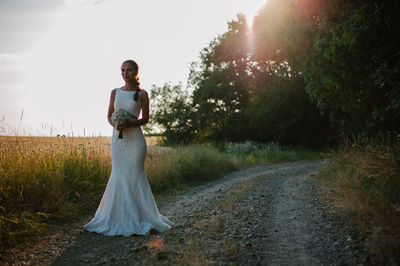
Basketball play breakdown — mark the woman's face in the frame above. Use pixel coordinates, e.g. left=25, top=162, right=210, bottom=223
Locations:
left=121, top=62, right=137, bottom=82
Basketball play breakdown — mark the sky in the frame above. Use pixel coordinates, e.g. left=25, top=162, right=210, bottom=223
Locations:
left=0, top=0, right=266, bottom=136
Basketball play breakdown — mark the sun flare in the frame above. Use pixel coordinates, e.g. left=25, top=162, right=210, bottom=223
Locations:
left=1, top=0, right=269, bottom=136
left=242, top=0, right=267, bottom=28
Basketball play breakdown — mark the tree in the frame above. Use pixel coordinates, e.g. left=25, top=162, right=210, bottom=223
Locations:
left=247, top=0, right=332, bottom=146
left=246, top=65, right=331, bottom=147
left=150, top=82, right=195, bottom=144
left=186, top=9, right=332, bottom=146
left=189, top=14, right=254, bottom=142
left=300, top=0, right=400, bottom=137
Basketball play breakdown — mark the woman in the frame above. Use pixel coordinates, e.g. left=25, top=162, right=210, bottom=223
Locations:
left=84, top=60, right=173, bottom=236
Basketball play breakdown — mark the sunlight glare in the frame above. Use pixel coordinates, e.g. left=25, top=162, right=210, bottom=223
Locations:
left=3, top=0, right=270, bottom=136
left=242, top=0, right=267, bottom=28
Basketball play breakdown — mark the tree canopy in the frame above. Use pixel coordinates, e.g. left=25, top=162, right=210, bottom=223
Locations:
left=151, top=0, right=399, bottom=146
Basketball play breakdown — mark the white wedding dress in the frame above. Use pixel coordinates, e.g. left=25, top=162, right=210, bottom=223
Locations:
left=84, top=87, right=173, bottom=236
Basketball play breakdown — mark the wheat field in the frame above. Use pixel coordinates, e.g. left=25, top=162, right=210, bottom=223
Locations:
left=0, top=135, right=239, bottom=250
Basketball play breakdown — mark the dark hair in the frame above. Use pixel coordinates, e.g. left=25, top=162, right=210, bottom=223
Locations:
left=123, top=59, right=141, bottom=101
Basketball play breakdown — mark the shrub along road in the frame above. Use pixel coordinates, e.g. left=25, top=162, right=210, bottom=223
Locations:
left=5, top=160, right=374, bottom=265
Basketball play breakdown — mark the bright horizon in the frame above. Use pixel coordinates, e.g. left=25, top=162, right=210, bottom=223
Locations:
left=0, top=0, right=266, bottom=137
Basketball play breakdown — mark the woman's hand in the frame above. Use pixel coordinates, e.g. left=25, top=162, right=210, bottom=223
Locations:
left=128, top=115, right=139, bottom=128
left=116, top=123, right=129, bottom=131
left=116, top=116, right=138, bottom=131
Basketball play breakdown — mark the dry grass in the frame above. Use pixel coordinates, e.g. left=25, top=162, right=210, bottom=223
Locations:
left=173, top=239, right=212, bottom=266
left=317, top=139, right=400, bottom=261
left=0, top=136, right=241, bottom=251
left=0, top=136, right=112, bottom=250
left=145, top=145, right=242, bottom=194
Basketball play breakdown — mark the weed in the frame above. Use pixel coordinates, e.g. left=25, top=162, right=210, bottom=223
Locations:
left=317, top=139, right=400, bottom=262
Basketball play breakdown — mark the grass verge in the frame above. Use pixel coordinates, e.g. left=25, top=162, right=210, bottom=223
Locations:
left=316, top=139, right=400, bottom=263
left=146, top=145, right=241, bottom=195
left=222, top=141, right=324, bottom=165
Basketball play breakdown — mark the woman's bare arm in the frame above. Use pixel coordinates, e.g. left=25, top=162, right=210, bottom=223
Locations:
left=129, top=89, right=149, bottom=127
left=139, top=90, right=149, bottom=125
left=107, top=89, right=116, bottom=128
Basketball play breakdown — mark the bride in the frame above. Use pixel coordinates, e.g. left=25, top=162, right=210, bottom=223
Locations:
left=84, top=59, right=173, bottom=236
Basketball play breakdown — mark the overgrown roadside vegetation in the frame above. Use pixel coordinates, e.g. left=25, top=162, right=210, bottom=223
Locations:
left=317, top=139, right=400, bottom=263
left=0, top=136, right=322, bottom=253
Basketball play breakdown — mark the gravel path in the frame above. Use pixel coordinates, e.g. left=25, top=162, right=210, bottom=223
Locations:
left=4, top=160, right=373, bottom=265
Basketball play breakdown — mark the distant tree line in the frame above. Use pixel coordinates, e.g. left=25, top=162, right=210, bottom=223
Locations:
left=150, top=0, right=399, bottom=147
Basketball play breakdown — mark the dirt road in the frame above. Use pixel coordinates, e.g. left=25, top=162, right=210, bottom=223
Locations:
left=6, top=160, right=371, bottom=265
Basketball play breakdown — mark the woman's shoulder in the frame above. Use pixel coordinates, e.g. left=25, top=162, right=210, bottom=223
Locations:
left=140, top=89, right=149, bottom=100
left=110, top=88, right=118, bottom=98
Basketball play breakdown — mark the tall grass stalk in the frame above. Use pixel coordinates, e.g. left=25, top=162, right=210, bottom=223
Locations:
left=317, top=139, right=400, bottom=262
left=0, top=136, right=111, bottom=249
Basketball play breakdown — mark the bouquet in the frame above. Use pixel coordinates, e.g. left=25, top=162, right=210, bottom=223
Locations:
left=111, top=109, right=132, bottom=139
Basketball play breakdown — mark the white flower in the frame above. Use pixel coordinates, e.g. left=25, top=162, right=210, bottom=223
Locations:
left=111, top=109, right=131, bottom=126
left=111, top=109, right=132, bottom=139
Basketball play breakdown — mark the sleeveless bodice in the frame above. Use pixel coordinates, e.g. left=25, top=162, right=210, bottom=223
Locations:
left=114, top=87, right=142, bottom=118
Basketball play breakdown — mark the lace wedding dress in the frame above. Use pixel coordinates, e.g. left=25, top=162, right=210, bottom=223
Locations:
left=84, top=87, right=173, bottom=236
